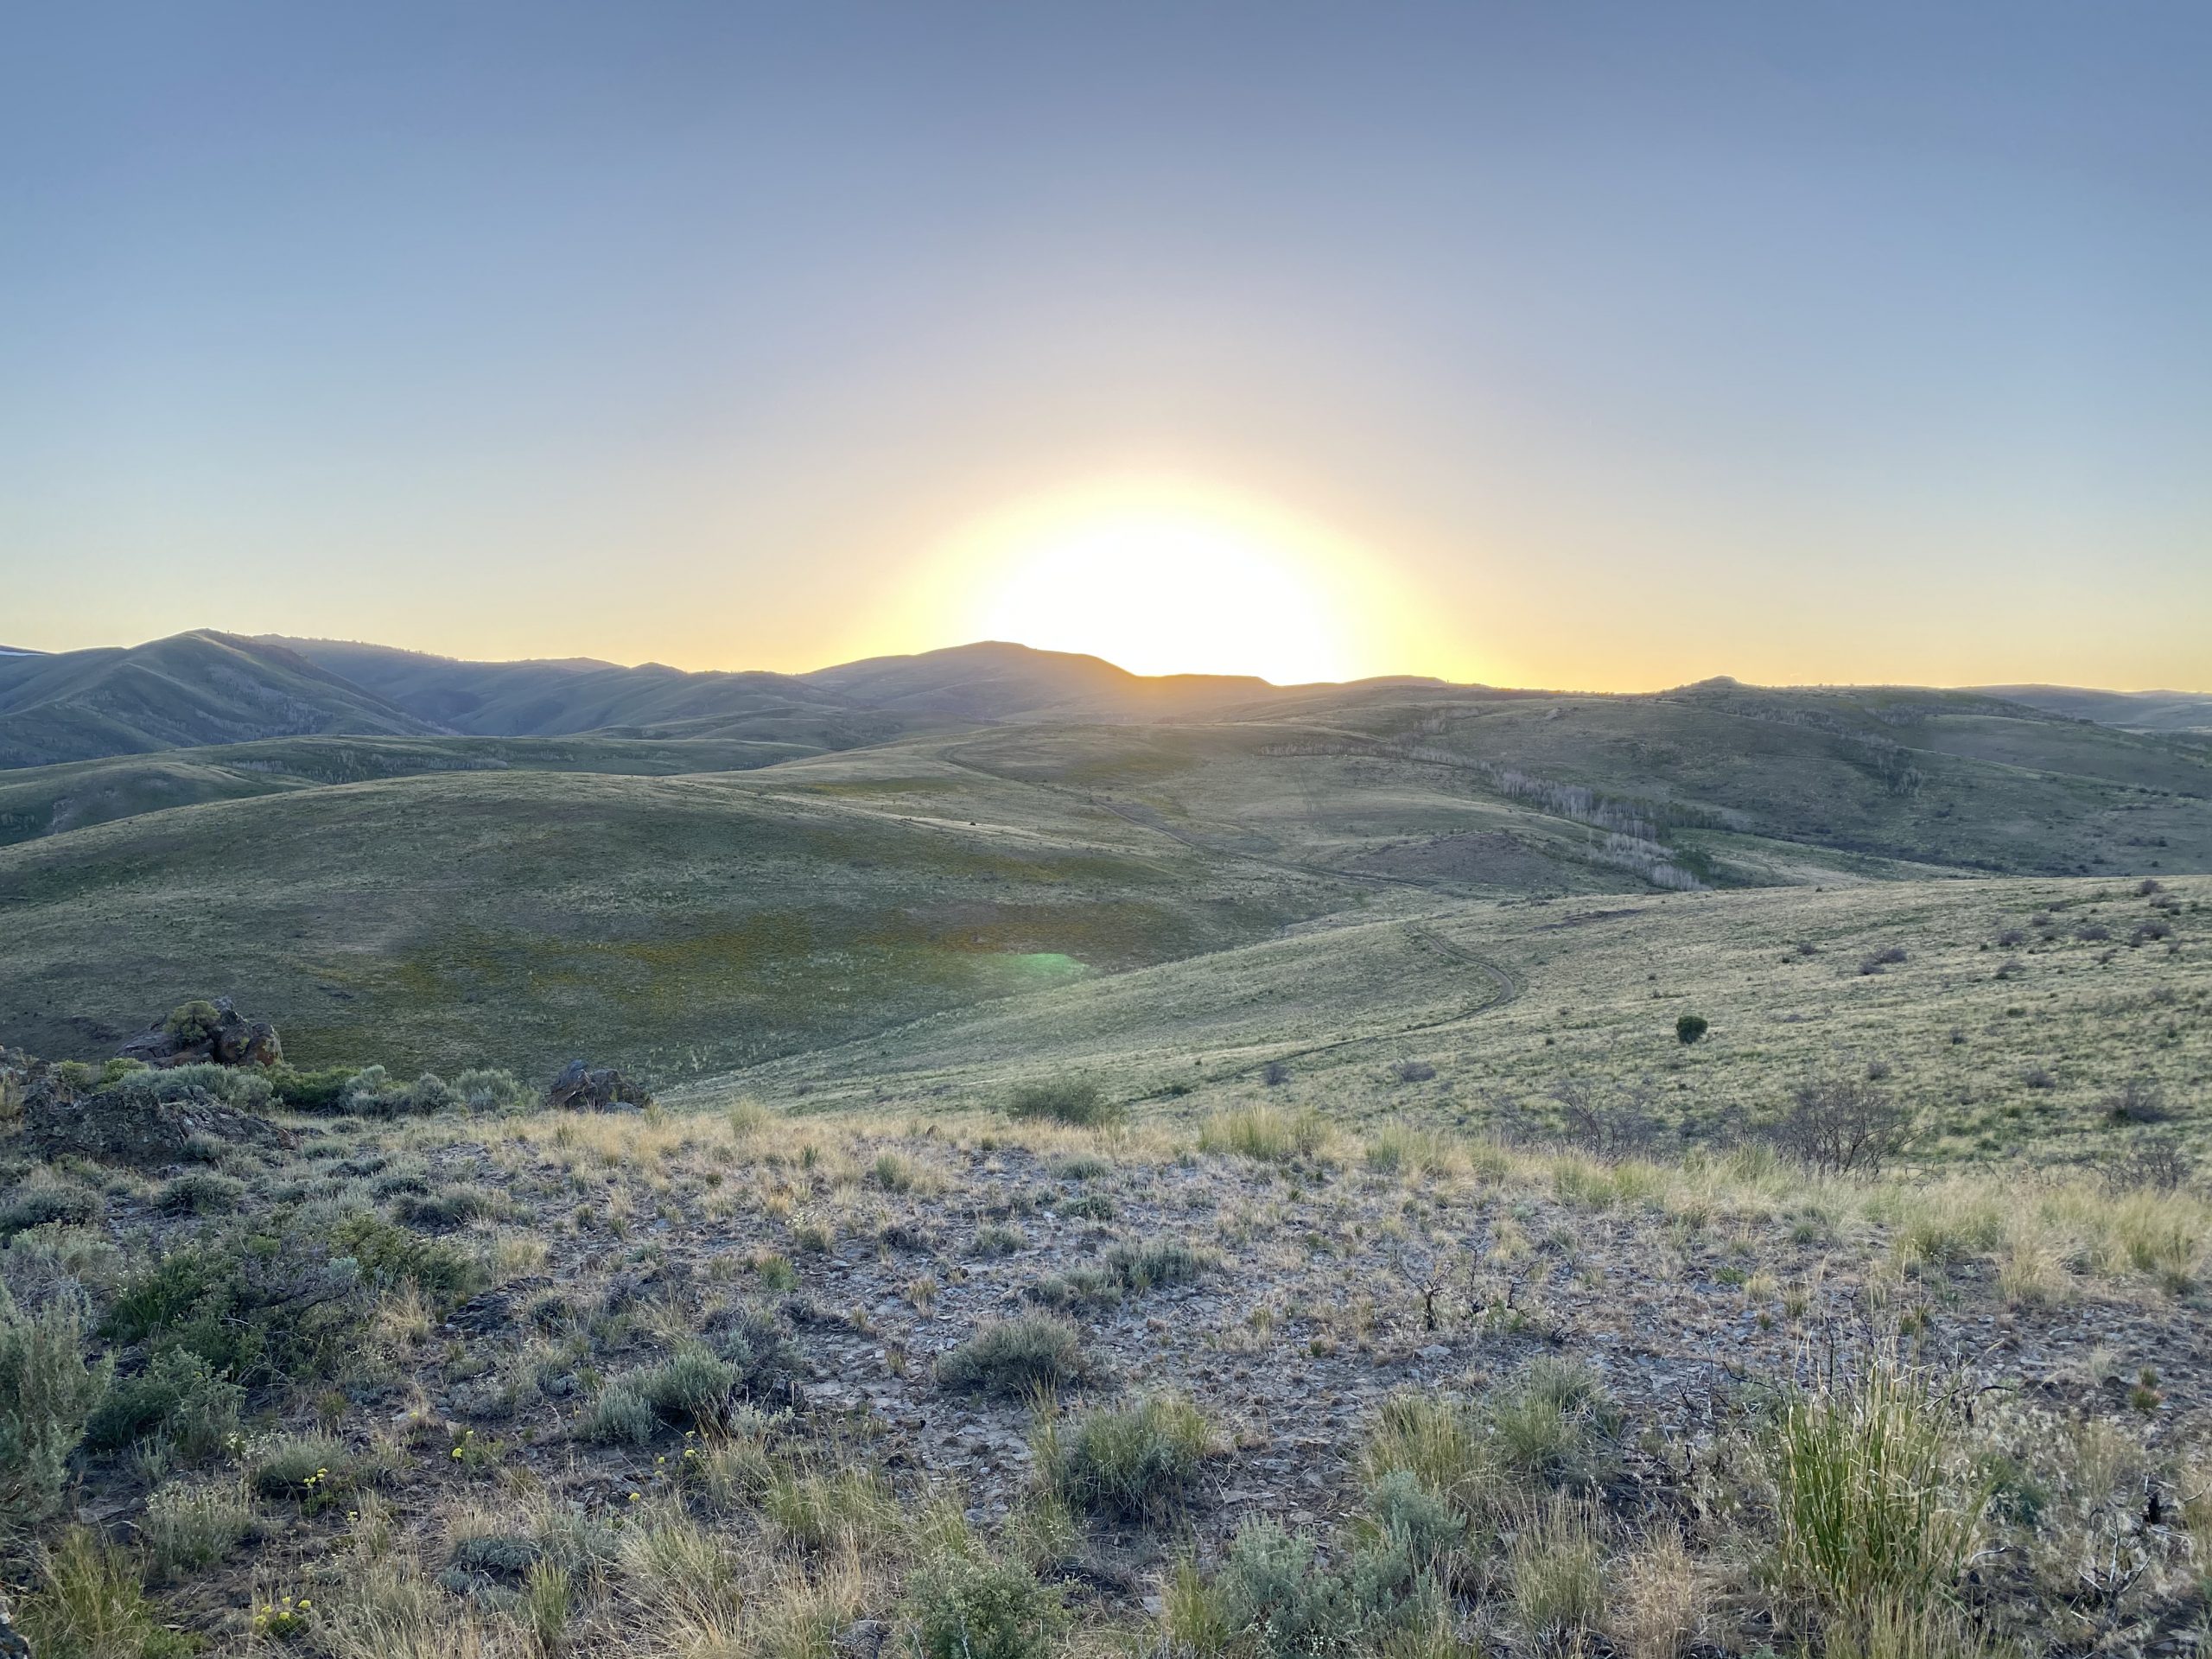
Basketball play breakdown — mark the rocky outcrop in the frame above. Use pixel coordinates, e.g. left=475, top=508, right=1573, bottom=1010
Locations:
left=117, top=997, right=282, bottom=1070
left=25, top=1072, right=293, bottom=1167
left=547, top=1058, right=652, bottom=1112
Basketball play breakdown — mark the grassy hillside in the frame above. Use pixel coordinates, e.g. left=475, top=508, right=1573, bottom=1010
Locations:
left=0, top=631, right=434, bottom=767
left=934, top=685, right=2212, bottom=888
left=710, top=872, right=2209, bottom=1170
left=0, top=752, right=1355, bottom=1076
left=0, top=732, right=829, bottom=847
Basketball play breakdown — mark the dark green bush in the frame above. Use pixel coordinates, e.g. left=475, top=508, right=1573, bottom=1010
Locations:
left=1007, top=1080, right=1124, bottom=1128
left=268, top=1065, right=359, bottom=1112
left=84, top=1347, right=241, bottom=1460
left=162, top=1001, right=225, bottom=1045
left=1675, top=1014, right=1708, bottom=1045
left=907, top=1551, right=1065, bottom=1659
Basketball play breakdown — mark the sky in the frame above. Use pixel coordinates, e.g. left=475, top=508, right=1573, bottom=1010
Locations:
left=3, top=2, right=2208, bottom=690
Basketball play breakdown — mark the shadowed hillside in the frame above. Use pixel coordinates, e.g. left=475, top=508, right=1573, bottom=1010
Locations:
left=0, top=632, right=433, bottom=766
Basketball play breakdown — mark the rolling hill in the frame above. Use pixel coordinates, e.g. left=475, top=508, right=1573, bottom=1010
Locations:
left=0, top=631, right=435, bottom=767
left=0, top=632, right=2206, bottom=1082
left=1978, top=683, right=2212, bottom=735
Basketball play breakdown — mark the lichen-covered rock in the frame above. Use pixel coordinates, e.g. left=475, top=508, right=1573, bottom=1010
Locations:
left=116, top=996, right=282, bottom=1070
left=546, top=1058, right=652, bottom=1112
left=25, top=1070, right=293, bottom=1167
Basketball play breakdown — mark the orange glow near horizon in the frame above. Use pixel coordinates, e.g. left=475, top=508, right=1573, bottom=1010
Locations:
left=899, top=479, right=1459, bottom=687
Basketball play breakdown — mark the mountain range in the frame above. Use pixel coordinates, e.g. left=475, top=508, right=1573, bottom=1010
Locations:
left=2, top=626, right=2207, bottom=1076
left=2, top=630, right=2205, bottom=772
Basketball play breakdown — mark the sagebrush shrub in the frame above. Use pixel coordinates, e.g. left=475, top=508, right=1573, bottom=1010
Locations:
left=1007, top=1079, right=1123, bottom=1128
left=906, top=1548, right=1065, bottom=1659
left=938, top=1315, right=1092, bottom=1396
left=0, top=1285, right=111, bottom=1533
left=0, top=1179, right=102, bottom=1239
left=143, top=1479, right=257, bottom=1576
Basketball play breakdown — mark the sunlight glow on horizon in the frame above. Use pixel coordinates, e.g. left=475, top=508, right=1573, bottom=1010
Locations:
left=909, top=480, right=1451, bottom=686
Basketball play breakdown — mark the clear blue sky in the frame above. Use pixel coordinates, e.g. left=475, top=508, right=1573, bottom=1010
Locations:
left=3, top=2, right=2206, bottom=689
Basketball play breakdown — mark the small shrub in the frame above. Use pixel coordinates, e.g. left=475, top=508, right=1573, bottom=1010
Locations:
left=153, top=1171, right=246, bottom=1217
left=2020, top=1065, right=2056, bottom=1091
left=453, top=1067, right=531, bottom=1114
left=1994, top=927, right=2026, bottom=948
left=1363, top=1122, right=1458, bottom=1177
left=761, top=1465, right=899, bottom=1553
left=248, top=1433, right=359, bottom=1507
left=1510, top=1497, right=1606, bottom=1646
left=0, top=1287, right=111, bottom=1532
left=1007, top=1079, right=1123, bottom=1128
left=1105, top=1238, right=1217, bottom=1293
left=969, top=1224, right=1024, bottom=1258
left=1025, top=1267, right=1122, bottom=1313
left=391, top=1185, right=497, bottom=1230
left=637, top=1346, right=740, bottom=1430
left=1035, top=1393, right=1215, bottom=1519
left=1262, top=1060, right=1292, bottom=1087
left=84, top=1347, right=242, bottom=1461
left=143, top=1479, right=256, bottom=1576
left=162, top=1000, right=225, bottom=1045
left=17, top=1526, right=188, bottom=1659
left=1389, top=1058, right=1438, bottom=1084
left=1361, top=1393, right=1491, bottom=1520
left=1195, top=1514, right=1446, bottom=1658
left=325, top=1210, right=487, bottom=1311
left=579, top=1381, right=656, bottom=1446
left=268, top=1065, right=360, bottom=1111
left=1489, top=1357, right=1618, bottom=1491
left=0, top=1179, right=101, bottom=1239
left=2102, top=1077, right=2169, bottom=1124
left=1764, top=1076, right=1911, bottom=1176
left=938, top=1315, right=1093, bottom=1397
left=1675, top=1014, right=1708, bottom=1046
left=907, top=1548, right=1066, bottom=1659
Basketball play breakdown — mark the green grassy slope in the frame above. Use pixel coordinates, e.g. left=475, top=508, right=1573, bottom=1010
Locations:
left=934, top=684, right=2212, bottom=888
left=0, top=732, right=827, bottom=847
left=704, top=873, right=2210, bottom=1171
left=0, top=753, right=1356, bottom=1077
left=0, top=632, right=434, bottom=767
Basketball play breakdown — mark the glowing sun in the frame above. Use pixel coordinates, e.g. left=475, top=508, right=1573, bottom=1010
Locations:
left=938, top=481, right=1395, bottom=684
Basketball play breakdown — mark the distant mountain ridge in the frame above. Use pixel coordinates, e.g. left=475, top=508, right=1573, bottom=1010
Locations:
left=0, top=631, right=434, bottom=769
left=0, top=626, right=2200, bottom=770
left=1974, top=684, right=2212, bottom=735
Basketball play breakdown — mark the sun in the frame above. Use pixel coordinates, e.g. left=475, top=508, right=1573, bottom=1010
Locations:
left=931, top=480, right=1395, bottom=684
